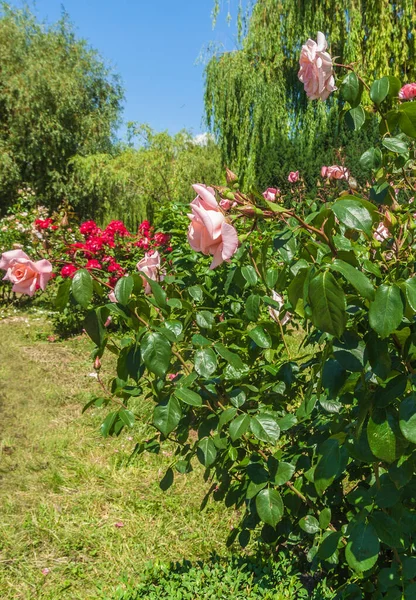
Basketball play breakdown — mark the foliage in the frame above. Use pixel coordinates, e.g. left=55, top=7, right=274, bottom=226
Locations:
left=109, top=552, right=333, bottom=600
left=46, top=64, right=416, bottom=600
left=205, top=0, right=416, bottom=188
left=69, top=125, right=224, bottom=229
left=0, top=3, right=123, bottom=214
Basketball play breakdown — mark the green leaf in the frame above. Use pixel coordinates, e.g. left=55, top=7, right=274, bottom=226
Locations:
left=345, top=521, right=380, bottom=573
left=367, top=409, right=399, bottom=463
left=196, top=311, right=215, bottom=329
left=115, top=276, right=134, bottom=305
left=219, top=407, right=237, bottom=429
left=398, top=103, right=416, bottom=138
left=369, top=284, right=404, bottom=339
left=197, top=437, right=217, bottom=467
left=382, top=137, right=409, bottom=154
left=119, top=409, right=135, bottom=428
left=330, top=259, right=375, bottom=301
left=159, top=467, right=174, bottom=491
left=174, top=387, right=202, bottom=407
left=241, top=265, right=258, bottom=286
left=100, top=411, right=118, bottom=437
left=399, top=395, right=416, bottom=444
left=153, top=396, right=182, bottom=436
left=164, top=320, right=183, bottom=339
left=86, top=310, right=108, bottom=349
left=192, top=334, right=211, bottom=347
left=247, top=326, right=272, bottom=349
left=370, top=77, right=389, bottom=104
left=188, top=285, right=203, bottom=302
left=272, top=461, right=295, bottom=486
left=369, top=512, right=404, bottom=548
left=299, top=515, right=320, bottom=534
left=71, top=269, right=93, bottom=308
left=245, top=294, right=261, bottom=321
left=319, top=508, right=332, bottom=530
left=214, top=343, right=245, bottom=370
left=194, top=348, right=217, bottom=378
left=250, top=414, right=280, bottom=443
left=309, top=271, right=347, bottom=338
left=340, top=71, right=362, bottom=106
left=345, top=106, right=366, bottom=131
left=360, top=147, right=383, bottom=171
left=145, top=277, right=167, bottom=309
left=332, top=199, right=373, bottom=235
left=255, top=488, right=284, bottom=527
left=55, top=278, right=71, bottom=310
left=265, top=268, right=278, bottom=288
left=314, top=439, right=341, bottom=496
left=229, top=413, right=250, bottom=441
left=404, top=278, right=416, bottom=312
left=141, top=332, right=172, bottom=378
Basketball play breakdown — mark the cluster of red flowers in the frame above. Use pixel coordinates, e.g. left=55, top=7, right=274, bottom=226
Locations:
left=60, top=219, right=171, bottom=287
left=135, top=220, right=171, bottom=251
left=34, top=218, right=58, bottom=231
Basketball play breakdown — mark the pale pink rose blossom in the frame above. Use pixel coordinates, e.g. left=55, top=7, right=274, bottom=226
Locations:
left=321, top=165, right=350, bottom=181
left=298, top=32, right=336, bottom=101
left=187, top=184, right=239, bottom=269
left=0, top=250, right=52, bottom=296
left=262, top=188, right=280, bottom=202
left=373, top=222, right=390, bottom=242
left=268, top=290, right=291, bottom=326
left=288, top=171, right=299, bottom=183
left=219, top=198, right=237, bottom=211
left=398, top=83, right=416, bottom=101
left=137, top=251, right=163, bottom=294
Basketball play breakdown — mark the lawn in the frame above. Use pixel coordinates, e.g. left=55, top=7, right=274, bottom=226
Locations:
left=0, top=314, right=238, bottom=599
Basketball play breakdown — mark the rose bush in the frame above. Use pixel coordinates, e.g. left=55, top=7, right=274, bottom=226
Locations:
left=2, top=33, right=416, bottom=600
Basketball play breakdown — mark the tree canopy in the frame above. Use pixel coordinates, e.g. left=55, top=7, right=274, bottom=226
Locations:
left=205, top=0, right=416, bottom=188
left=0, top=3, right=123, bottom=213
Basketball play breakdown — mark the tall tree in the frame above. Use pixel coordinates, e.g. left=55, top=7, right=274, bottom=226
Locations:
left=0, top=4, right=123, bottom=213
left=205, top=0, right=416, bottom=188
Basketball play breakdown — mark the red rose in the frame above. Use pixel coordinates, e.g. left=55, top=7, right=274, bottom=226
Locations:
left=61, top=264, right=78, bottom=278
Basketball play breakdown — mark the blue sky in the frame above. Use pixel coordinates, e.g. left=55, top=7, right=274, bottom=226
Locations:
left=25, top=0, right=241, bottom=139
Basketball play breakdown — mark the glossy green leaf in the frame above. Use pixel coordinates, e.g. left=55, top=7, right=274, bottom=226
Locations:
left=197, top=437, right=217, bottom=467
left=398, top=103, right=416, bottom=138
left=404, top=278, right=416, bottom=312
left=250, top=414, right=280, bottom=443
left=345, top=106, right=366, bottom=131
left=141, top=332, right=171, bottom=378
left=115, top=275, right=133, bottom=305
left=214, top=343, right=245, bottom=370
left=369, top=285, right=403, bottom=339
left=71, top=268, right=93, bottom=308
left=332, top=199, right=373, bottom=235
left=345, top=521, right=380, bottom=572
left=245, top=294, right=261, bottom=321
left=55, top=278, right=71, bottom=310
left=272, top=461, right=295, bottom=486
left=319, top=508, right=332, bottom=530
left=360, top=147, right=383, bottom=171
left=256, top=488, right=284, bottom=527
left=153, top=396, right=182, bottom=436
left=84, top=309, right=106, bottom=348
left=299, top=515, right=320, bottom=534
left=382, top=137, right=409, bottom=154
left=119, top=409, right=135, bottom=428
left=309, top=271, right=347, bottom=338
left=399, top=395, right=416, bottom=444
left=330, top=259, right=375, bottom=301
left=367, top=409, right=399, bottom=463
left=174, top=387, right=203, bottom=407
left=241, top=265, right=258, bottom=286
left=340, top=71, right=362, bottom=106
left=314, top=439, right=341, bottom=496
left=196, top=311, right=215, bottom=329
left=194, top=348, right=217, bottom=378
left=247, top=326, right=272, bottom=349
left=370, top=77, right=389, bottom=104
left=229, top=413, right=250, bottom=441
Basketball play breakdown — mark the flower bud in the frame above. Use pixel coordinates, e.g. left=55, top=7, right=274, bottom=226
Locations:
left=94, top=356, right=101, bottom=370
left=225, top=168, right=238, bottom=184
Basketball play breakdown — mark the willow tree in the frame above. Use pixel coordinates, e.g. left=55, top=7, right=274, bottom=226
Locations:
left=205, top=0, right=416, bottom=188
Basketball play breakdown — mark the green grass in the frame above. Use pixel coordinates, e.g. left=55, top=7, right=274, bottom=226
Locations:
left=0, top=313, right=333, bottom=600
left=0, top=315, right=238, bottom=599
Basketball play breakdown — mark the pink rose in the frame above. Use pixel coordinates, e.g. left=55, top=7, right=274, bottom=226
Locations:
left=288, top=171, right=299, bottom=183
left=262, top=188, right=280, bottom=202
left=373, top=222, right=390, bottom=242
left=298, top=32, right=336, bottom=101
left=0, top=250, right=52, bottom=296
left=398, top=83, right=416, bottom=101
left=219, top=198, right=237, bottom=211
left=187, top=184, right=239, bottom=269
left=321, top=165, right=350, bottom=181
left=268, top=290, right=291, bottom=326
left=137, top=251, right=163, bottom=294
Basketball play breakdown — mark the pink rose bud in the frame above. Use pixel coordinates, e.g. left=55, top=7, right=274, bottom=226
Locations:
left=41, top=568, right=50, bottom=576
left=114, top=521, right=124, bottom=528
left=288, top=171, right=299, bottom=183
left=137, top=251, right=164, bottom=294
left=262, top=188, right=280, bottom=202
left=398, top=83, right=416, bottom=101
left=321, top=165, right=350, bottom=181
left=94, top=357, right=101, bottom=370
left=108, top=291, right=117, bottom=303
left=104, top=316, right=112, bottom=328
left=187, top=184, right=239, bottom=269
left=298, top=32, right=336, bottom=101
left=225, top=168, right=238, bottom=183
